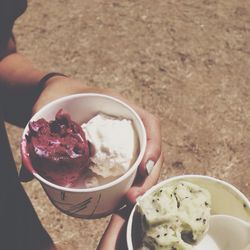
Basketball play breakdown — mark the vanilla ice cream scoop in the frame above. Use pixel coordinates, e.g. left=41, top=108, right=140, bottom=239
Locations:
left=81, top=113, right=139, bottom=178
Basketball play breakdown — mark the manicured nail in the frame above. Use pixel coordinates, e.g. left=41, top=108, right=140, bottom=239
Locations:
left=145, top=160, right=155, bottom=175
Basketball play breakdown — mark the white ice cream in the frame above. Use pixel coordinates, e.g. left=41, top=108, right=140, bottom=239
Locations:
left=137, top=181, right=211, bottom=250
left=81, top=113, right=139, bottom=178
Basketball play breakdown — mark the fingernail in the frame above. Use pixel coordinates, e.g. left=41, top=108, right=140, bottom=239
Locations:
left=146, top=160, right=155, bottom=175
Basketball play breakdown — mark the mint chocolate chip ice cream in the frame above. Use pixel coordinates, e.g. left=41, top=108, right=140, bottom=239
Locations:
left=137, top=181, right=211, bottom=250
left=26, top=109, right=90, bottom=187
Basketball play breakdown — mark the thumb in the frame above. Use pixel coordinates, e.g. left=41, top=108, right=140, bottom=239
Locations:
left=126, top=153, right=164, bottom=204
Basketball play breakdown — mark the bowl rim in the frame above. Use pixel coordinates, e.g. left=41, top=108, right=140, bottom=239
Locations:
left=21, top=93, right=147, bottom=193
left=126, top=174, right=250, bottom=249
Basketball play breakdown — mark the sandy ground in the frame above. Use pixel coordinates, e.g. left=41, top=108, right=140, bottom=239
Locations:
left=5, top=0, right=250, bottom=249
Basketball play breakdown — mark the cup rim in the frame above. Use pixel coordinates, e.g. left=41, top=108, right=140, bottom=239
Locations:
left=126, top=174, right=250, bottom=249
left=21, top=93, right=147, bottom=193
left=135, top=175, right=250, bottom=207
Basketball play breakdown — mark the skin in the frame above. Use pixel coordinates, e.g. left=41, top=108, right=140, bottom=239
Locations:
left=0, top=36, right=163, bottom=249
left=97, top=153, right=164, bottom=250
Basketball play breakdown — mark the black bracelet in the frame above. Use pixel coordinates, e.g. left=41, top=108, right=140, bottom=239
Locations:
left=37, top=72, right=67, bottom=92
left=114, top=203, right=134, bottom=220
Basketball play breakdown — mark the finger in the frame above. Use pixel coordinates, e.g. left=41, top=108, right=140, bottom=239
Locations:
left=136, top=109, right=161, bottom=177
left=20, top=139, right=35, bottom=182
left=126, top=153, right=164, bottom=204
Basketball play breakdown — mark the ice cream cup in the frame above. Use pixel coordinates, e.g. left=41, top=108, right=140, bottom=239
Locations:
left=21, top=93, right=146, bottom=219
left=127, top=174, right=250, bottom=249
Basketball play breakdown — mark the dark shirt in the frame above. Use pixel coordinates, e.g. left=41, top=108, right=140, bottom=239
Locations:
left=1, top=99, right=53, bottom=249
left=0, top=2, right=53, bottom=248
left=0, top=0, right=27, bottom=173
left=0, top=85, right=53, bottom=250
left=0, top=0, right=27, bottom=48
left=0, top=0, right=27, bottom=180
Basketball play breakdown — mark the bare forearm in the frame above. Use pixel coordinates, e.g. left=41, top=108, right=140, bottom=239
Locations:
left=0, top=52, right=46, bottom=126
left=97, top=215, right=127, bottom=250
left=0, top=52, right=45, bottom=86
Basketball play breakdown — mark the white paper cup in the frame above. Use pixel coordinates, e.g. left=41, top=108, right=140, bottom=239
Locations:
left=127, top=175, right=250, bottom=249
left=21, top=93, right=146, bottom=219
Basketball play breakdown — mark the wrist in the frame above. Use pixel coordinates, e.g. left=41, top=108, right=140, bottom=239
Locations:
left=38, top=72, right=68, bottom=92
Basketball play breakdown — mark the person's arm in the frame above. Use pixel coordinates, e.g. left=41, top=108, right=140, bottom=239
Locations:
left=97, top=153, right=163, bottom=250
left=1, top=37, right=163, bottom=250
left=0, top=36, right=49, bottom=126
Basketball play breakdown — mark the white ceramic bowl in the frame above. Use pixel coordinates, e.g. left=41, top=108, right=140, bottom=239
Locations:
left=21, top=93, right=146, bottom=219
left=126, top=175, right=250, bottom=249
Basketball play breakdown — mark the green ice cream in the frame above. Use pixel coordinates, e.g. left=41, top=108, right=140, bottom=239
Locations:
left=137, top=181, right=211, bottom=250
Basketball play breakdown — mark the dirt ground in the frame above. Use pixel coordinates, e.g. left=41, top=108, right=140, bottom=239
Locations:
left=5, top=0, right=250, bottom=249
